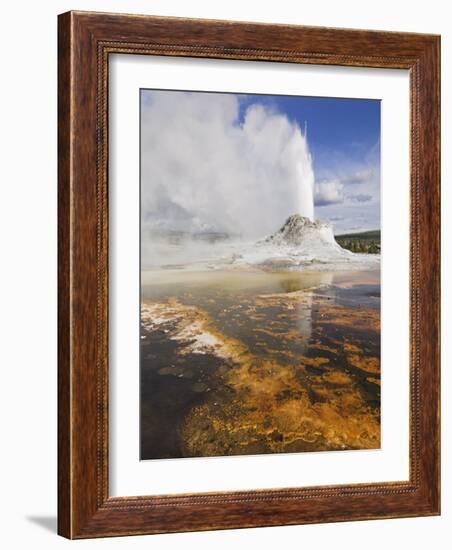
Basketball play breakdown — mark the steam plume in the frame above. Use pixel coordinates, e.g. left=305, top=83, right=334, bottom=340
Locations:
left=141, top=90, right=315, bottom=247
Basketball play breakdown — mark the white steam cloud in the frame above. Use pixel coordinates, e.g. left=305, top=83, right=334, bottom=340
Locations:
left=141, top=91, right=315, bottom=244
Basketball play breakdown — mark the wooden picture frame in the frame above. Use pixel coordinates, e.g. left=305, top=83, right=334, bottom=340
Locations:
left=58, top=10, right=440, bottom=539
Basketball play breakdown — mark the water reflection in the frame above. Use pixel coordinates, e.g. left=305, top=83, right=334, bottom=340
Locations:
left=140, top=269, right=380, bottom=459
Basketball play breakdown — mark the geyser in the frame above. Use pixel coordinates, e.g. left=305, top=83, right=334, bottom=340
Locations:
left=141, top=91, right=317, bottom=245
left=293, top=124, right=315, bottom=222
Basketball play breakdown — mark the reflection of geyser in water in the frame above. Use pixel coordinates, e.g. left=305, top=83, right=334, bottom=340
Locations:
left=294, top=272, right=333, bottom=351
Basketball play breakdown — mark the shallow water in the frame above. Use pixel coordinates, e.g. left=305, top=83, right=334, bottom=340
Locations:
left=140, top=269, right=380, bottom=459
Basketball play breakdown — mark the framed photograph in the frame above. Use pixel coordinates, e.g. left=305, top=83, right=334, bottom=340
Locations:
left=58, top=11, right=440, bottom=538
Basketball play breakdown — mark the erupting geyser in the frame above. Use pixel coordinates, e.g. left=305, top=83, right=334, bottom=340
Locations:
left=141, top=92, right=317, bottom=244
left=293, top=123, right=315, bottom=222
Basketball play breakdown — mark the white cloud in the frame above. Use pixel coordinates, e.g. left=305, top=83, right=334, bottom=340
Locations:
left=314, top=179, right=344, bottom=206
left=314, top=157, right=380, bottom=232
left=344, top=168, right=374, bottom=184
left=141, top=91, right=315, bottom=255
left=349, top=193, right=373, bottom=203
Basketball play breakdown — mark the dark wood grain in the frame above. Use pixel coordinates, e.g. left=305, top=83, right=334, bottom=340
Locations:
left=57, top=11, right=72, bottom=538
left=58, top=10, right=440, bottom=539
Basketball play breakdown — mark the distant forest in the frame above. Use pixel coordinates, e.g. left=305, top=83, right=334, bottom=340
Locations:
left=335, top=230, right=381, bottom=254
